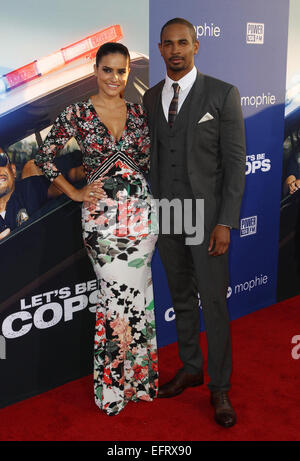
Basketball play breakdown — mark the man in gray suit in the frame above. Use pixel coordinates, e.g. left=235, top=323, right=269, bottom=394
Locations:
left=143, top=18, right=246, bottom=428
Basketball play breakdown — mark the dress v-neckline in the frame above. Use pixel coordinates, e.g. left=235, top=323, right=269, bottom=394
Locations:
left=88, top=97, right=129, bottom=144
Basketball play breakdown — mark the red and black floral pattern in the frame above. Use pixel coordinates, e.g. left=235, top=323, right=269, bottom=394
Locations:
left=35, top=99, right=150, bottom=181
left=36, top=99, right=158, bottom=416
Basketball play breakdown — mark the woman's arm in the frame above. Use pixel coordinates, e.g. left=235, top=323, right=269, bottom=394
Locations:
left=135, top=105, right=150, bottom=176
left=21, top=159, right=63, bottom=198
left=48, top=173, right=105, bottom=205
left=35, top=105, right=106, bottom=204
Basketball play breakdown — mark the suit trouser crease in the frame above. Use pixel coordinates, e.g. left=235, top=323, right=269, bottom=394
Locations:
left=157, top=235, right=232, bottom=391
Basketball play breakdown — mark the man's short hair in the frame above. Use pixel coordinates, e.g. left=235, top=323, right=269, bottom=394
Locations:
left=160, top=18, right=197, bottom=43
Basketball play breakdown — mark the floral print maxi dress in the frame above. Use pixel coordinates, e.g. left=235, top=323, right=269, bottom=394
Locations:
left=35, top=99, right=159, bottom=415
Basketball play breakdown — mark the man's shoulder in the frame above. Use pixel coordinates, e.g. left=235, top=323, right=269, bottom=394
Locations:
left=15, top=175, right=49, bottom=197
left=16, top=175, right=48, bottom=188
left=144, top=80, right=164, bottom=100
left=200, top=72, right=235, bottom=93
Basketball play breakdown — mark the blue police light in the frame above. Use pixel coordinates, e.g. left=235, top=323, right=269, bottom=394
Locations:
left=0, top=77, right=7, bottom=94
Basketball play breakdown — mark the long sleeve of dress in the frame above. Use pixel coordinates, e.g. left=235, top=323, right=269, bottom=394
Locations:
left=134, top=105, right=150, bottom=176
left=35, top=105, right=78, bottom=181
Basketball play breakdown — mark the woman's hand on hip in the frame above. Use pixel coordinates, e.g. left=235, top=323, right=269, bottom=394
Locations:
left=71, top=178, right=107, bottom=205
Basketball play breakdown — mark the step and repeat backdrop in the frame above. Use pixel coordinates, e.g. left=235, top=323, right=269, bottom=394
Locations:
left=149, top=0, right=290, bottom=346
left=0, top=0, right=297, bottom=408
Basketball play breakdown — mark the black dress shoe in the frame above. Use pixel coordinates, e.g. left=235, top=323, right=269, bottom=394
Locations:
left=158, top=368, right=204, bottom=398
left=210, top=391, right=236, bottom=428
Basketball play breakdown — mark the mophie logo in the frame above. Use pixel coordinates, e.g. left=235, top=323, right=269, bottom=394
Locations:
left=194, top=23, right=221, bottom=38
left=246, top=23, right=264, bottom=44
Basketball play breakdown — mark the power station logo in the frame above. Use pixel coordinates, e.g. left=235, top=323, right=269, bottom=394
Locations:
left=240, top=216, right=257, bottom=237
left=246, top=23, right=264, bottom=44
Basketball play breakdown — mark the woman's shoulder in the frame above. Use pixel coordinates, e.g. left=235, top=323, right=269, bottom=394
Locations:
left=63, top=99, right=91, bottom=113
left=57, top=100, right=92, bottom=120
left=126, top=101, right=147, bottom=118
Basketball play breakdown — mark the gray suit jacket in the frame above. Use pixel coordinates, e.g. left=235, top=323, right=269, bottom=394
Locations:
left=143, top=70, right=246, bottom=231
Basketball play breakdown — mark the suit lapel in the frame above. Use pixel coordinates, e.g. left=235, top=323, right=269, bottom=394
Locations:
left=186, top=71, right=206, bottom=156
left=149, top=81, right=164, bottom=125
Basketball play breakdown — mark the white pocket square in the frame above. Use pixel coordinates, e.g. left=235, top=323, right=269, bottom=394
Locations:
left=198, top=112, right=214, bottom=123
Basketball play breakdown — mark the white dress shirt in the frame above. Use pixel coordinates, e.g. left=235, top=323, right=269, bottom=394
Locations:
left=161, top=66, right=197, bottom=122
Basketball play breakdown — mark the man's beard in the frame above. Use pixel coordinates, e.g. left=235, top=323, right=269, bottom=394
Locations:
left=167, top=57, right=187, bottom=73
left=0, top=186, right=10, bottom=199
left=169, top=64, right=186, bottom=72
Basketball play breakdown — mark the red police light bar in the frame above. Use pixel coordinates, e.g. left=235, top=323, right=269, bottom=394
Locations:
left=4, top=61, right=39, bottom=90
left=1, top=25, right=123, bottom=92
left=62, top=25, right=122, bottom=64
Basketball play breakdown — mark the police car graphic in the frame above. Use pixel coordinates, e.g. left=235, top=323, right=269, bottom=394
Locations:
left=0, top=25, right=148, bottom=152
left=0, top=26, right=149, bottom=310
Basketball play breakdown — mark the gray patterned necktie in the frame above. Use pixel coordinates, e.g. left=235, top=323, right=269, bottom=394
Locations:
left=168, top=83, right=180, bottom=128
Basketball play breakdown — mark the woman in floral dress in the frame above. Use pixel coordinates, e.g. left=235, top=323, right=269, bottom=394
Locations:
left=35, top=42, right=158, bottom=416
